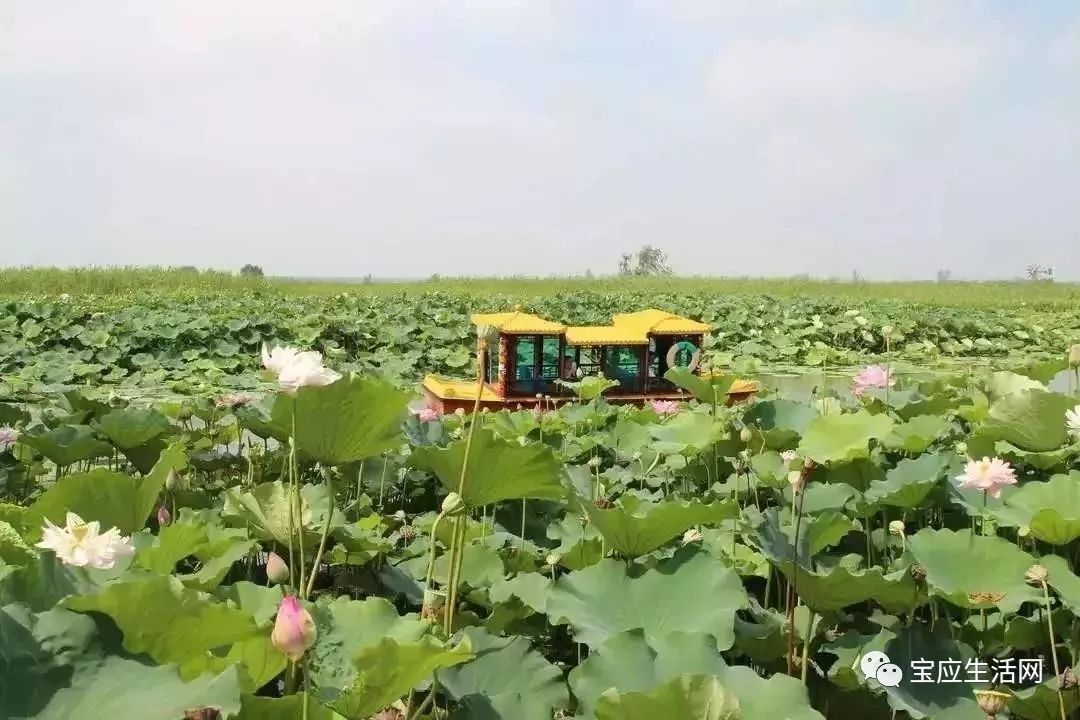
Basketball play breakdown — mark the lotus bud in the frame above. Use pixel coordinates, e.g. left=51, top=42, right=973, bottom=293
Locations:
left=682, top=528, right=703, bottom=545
left=631, top=451, right=642, bottom=462
left=739, top=427, right=753, bottom=443
left=888, top=520, right=906, bottom=537
left=156, top=506, right=171, bottom=526
left=165, top=469, right=181, bottom=492
left=441, top=492, right=465, bottom=518
left=270, top=596, right=316, bottom=662
left=545, top=553, right=561, bottom=567
left=266, top=551, right=290, bottom=585
left=454, top=407, right=466, bottom=417
left=974, top=689, right=1011, bottom=718
left=1025, top=563, right=1049, bottom=587
left=881, top=325, right=894, bottom=337
left=393, top=509, right=407, bottom=522
left=587, top=456, right=602, bottom=468
left=1070, top=344, right=1080, bottom=368
left=788, top=470, right=806, bottom=495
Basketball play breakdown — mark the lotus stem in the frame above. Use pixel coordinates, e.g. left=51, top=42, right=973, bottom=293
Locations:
left=800, top=610, right=815, bottom=684
left=786, top=461, right=812, bottom=676
left=304, top=469, right=334, bottom=599
left=292, top=410, right=307, bottom=596
left=407, top=691, right=435, bottom=720
left=302, top=657, right=311, bottom=720
left=1039, top=580, right=1067, bottom=720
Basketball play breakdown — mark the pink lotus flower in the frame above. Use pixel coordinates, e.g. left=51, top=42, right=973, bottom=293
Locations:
left=955, top=457, right=1018, bottom=499
left=417, top=407, right=440, bottom=422
left=852, top=365, right=894, bottom=397
left=0, top=426, right=17, bottom=452
left=651, top=400, right=679, bottom=416
left=271, top=596, right=317, bottom=662
left=156, top=506, right=171, bottom=526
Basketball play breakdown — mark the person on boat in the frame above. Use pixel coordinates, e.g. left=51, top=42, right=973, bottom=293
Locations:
left=561, top=355, right=578, bottom=379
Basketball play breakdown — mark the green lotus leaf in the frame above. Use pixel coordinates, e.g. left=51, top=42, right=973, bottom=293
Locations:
left=882, top=414, right=951, bottom=453
left=978, top=389, right=1073, bottom=452
left=95, top=407, right=172, bottom=449
left=0, top=402, right=30, bottom=426
left=217, top=581, right=284, bottom=628
left=25, top=451, right=181, bottom=541
left=648, top=413, right=729, bottom=455
left=862, top=452, right=950, bottom=510
left=595, top=674, right=741, bottom=720
left=222, top=480, right=340, bottom=546
left=236, top=693, right=345, bottom=720
left=438, top=626, right=570, bottom=720
left=987, top=370, right=1046, bottom=398
left=489, top=572, right=551, bottom=614
left=797, top=410, right=894, bottom=465
left=0, top=519, right=35, bottom=565
left=907, top=528, right=1040, bottom=614
left=18, top=424, right=113, bottom=467
left=235, top=395, right=289, bottom=442
left=743, top=399, right=819, bottom=449
left=177, top=534, right=257, bottom=592
left=545, top=547, right=747, bottom=650
left=819, top=627, right=895, bottom=690
left=63, top=575, right=261, bottom=668
left=557, top=375, right=619, bottom=400
left=583, top=495, right=738, bottom=559
left=1033, top=555, right=1080, bottom=615
left=1000, top=471, right=1080, bottom=545
left=610, top=419, right=653, bottom=462
left=992, top=439, right=1079, bottom=471
left=879, top=625, right=981, bottom=720
left=568, top=630, right=728, bottom=718
left=409, top=429, right=565, bottom=508
left=1008, top=663, right=1080, bottom=720
left=332, top=635, right=473, bottom=719
left=137, top=518, right=211, bottom=575
left=271, top=375, right=411, bottom=464
left=0, top=603, right=241, bottom=720
left=433, top=542, right=506, bottom=589
left=663, top=367, right=735, bottom=405
left=308, top=596, right=430, bottom=707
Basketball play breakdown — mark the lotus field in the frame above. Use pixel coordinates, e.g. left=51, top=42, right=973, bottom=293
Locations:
left=2, top=280, right=1080, bottom=720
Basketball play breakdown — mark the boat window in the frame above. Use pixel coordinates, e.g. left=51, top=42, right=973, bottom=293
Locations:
left=540, top=336, right=561, bottom=380
left=577, top=346, right=601, bottom=377
left=605, top=345, right=645, bottom=393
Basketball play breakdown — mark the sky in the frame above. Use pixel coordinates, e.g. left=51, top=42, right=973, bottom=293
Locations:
left=3, top=1, right=1079, bottom=280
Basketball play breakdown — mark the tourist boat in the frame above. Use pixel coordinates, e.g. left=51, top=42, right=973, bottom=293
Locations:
left=421, top=308, right=760, bottom=414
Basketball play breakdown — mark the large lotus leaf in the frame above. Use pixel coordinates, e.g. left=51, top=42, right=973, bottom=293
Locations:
left=237, top=693, right=345, bottom=720
left=978, top=389, right=1073, bottom=452
left=489, top=572, right=551, bottom=614
left=647, top=413, right=728, bottom=455
left=819, top=627, right=896, bottom=690
left=595, top=674, right=741, bottom=720
left=234, top=395, right=290, bottom=442
left=987, top=371, right=1046, bottom=398
left=878, top=625, right=981, bottom=720
left=222, top=480, right=339, bottom=546
left=1034, top=555, right=1080, bottom=615
left=439, top=626, right=569, bottom=720
left=0, top=402, right=30, bottom=426
left=24, top=444, right=186, bottom=541
left=583, top=495, right=738, bottom=559
left=433, top=542, right=506, bottom=588
left=0, top=520, right=35, bottom=565
left=862, top=451, right=950, bottom=510
left=907, top=528, right=1040, bottom=614
left=308, top=596, right=430, bottom=707
left=1008, top=662, right=1080, bottom=720
left=992, top=439, right=1079, bottom=471
left=0, top=604, right=241, bottom=720
left=95, top=407, right=172, bottom=449
left=568, top=630, right=729, bottom=718
left=999, top=471, right=1080, bottom=545
left=797, top=410, right=894, bottom=464
left=271, top=375, right=410, bottom=464
left=610, top=419, right=653, bottom=462
left=18, top=424, right=113, bottom=466
left=743, top=399, right=819, bottom=449
left=178, top=533, right=258, bottom=592
left=545, top=547, right=747, bottom=650
left=63, top=575, right=261, bottom=668
left=408, top=429, right=565, bottom=507
left=882, top=414, right=951, bottom=453
left=333, top=635, right=473, bottom=719
left=663, top=367, right=735, bottom=405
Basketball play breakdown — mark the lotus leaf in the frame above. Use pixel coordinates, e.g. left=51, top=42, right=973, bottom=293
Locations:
left=798, top=410, right=894, bottom=465
left=583, top=495, right=738, bottom=558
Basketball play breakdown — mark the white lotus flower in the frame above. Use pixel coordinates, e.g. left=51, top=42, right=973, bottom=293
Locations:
left=1067, top=405, right=1080, bottom=439
left=35, top=512, right=135, bottom=569
left=261, top=344, right=341, bottom=395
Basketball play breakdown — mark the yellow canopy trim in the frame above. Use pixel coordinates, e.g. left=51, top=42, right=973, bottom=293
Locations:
left=469, top=311, right=566, bottom=334
left=423, top=375, right=504, bottom=401
left=612, top=308, right=711, bottom=335
left=565, top=326, right=651, bottom=346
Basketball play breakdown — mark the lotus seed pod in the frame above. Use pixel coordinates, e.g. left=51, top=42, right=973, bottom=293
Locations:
left=739, top=427, right=753, bottom=443
left=1025, top=563, right=1049, bottom=586
left=888, top=520, right=906, bottom=536
left=266, top=551, right=290, bottom=585
left=441, top=492, right=465, bottom=517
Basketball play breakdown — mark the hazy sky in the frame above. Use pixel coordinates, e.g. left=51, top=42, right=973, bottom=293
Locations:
left=3, top=1, right=1079, bottom=280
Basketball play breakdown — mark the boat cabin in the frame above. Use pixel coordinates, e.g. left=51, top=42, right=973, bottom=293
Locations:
left=421, top=308, right=759, bottom=414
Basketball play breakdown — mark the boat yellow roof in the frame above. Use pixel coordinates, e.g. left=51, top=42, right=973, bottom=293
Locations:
left=612, top=309, right=712, bottom=335
left=422, top=375, right=504, bottom=402
left=565, top=326, right=650, bottom=346
left=470, top=311, right=566, bottom=334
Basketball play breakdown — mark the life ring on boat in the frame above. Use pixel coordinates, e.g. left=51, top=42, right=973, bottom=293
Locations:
left=666, top=341, right=701, bottom=372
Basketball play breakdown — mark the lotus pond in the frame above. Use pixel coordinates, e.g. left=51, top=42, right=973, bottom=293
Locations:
left=2, top=336, right=1080, bottom=720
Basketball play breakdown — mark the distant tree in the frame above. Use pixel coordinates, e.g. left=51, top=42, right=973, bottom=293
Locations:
left=240, top=264, right=264, bottom=278
left=936, top=269, right=951, bottom=283
left=584, top=269, right=594, bottom=279
left=617, top=245, right=673, bottom=277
